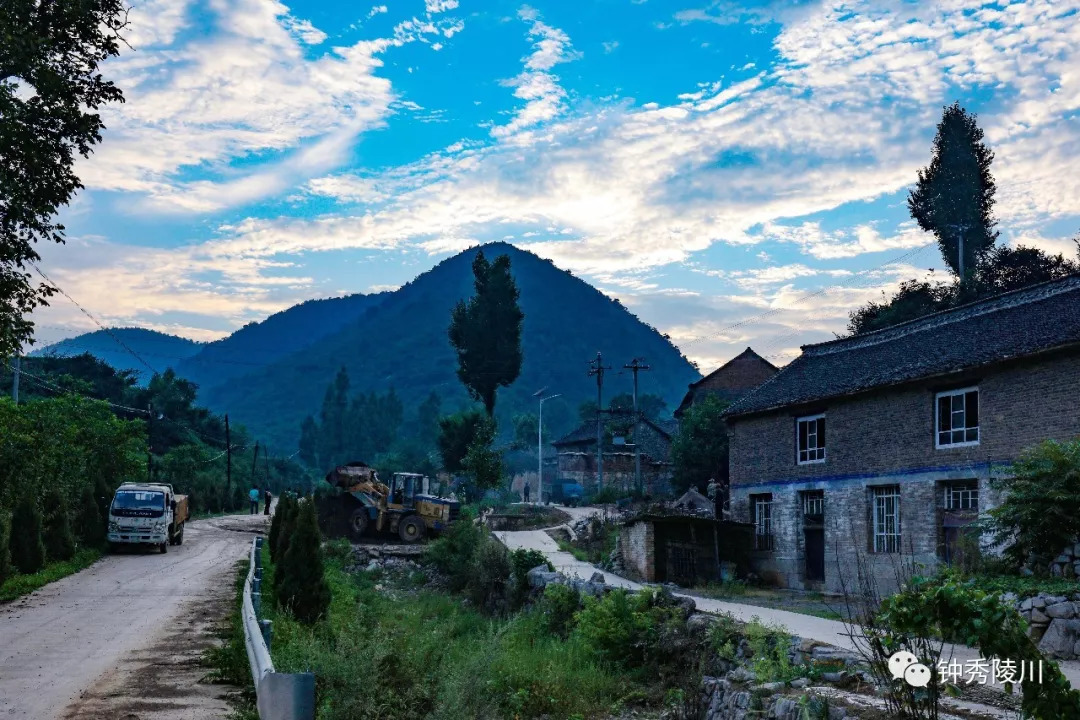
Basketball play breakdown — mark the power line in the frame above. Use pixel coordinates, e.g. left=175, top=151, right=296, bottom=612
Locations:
left=679, top=242, right=936, bottom=351
left=29, top=262, right=159, bottom=376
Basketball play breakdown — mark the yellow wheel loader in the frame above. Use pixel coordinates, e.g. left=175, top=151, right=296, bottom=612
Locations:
left=325, top=462, right=460, bottom=543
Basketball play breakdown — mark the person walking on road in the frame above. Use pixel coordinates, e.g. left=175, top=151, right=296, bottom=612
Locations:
left=263, top=488, right=272, bottom=515
left=523, top=481, right=531, bottom=504
left=248, top=487, right=260, bottom=515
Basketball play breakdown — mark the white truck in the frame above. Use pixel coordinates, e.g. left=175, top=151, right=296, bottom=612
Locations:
left=107, top=482, right=190, bottom=553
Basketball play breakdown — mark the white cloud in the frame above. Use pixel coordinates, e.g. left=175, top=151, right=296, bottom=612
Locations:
left=367, top=5, right=388, bottom=18
left=491, top=9, right=581, bottom=138
left=425, top=0, right=459, bottom=12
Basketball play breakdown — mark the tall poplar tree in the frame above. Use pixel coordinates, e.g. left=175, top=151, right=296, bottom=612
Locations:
left=908, top=102, right=998, bottom=280
left=448, top=250, right=524, bottom=417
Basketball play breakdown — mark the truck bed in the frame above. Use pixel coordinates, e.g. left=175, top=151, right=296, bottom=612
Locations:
left=174, top=495, right=190, bottom=524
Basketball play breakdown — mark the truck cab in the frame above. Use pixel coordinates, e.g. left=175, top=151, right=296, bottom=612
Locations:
left=107, top=482, right=189, bottom=553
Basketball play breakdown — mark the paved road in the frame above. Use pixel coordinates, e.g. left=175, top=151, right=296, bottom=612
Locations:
left=0, top=512, right=269, bottom=720
left=496, top=525, right=1080, bottom=690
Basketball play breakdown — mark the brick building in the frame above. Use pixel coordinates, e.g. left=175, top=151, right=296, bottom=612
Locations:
left=674, top=347, right=778, bottom=419
left=723, top=276, right=1080, bottom=594
left=553, top=418, right=679, bottom=496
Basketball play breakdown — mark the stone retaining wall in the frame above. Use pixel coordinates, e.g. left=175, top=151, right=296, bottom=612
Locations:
left=1014, top=592, right=1080, bottom=660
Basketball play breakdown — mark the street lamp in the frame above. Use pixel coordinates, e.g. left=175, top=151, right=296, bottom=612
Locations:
left=534, top=390, right=561, bottom=504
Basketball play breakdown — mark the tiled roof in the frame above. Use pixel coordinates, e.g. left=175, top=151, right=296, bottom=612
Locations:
left=553, top=422, right=598, bottom=446
left=724, top=274, right=1080, bottom=419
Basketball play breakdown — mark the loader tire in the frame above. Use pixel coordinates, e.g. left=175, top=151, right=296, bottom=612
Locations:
left=348, top=509, right=369, bottom=540
left=398, top=515, right=425, bottom=544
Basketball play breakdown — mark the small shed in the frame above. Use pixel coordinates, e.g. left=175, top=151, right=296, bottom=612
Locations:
left=619, top=512, right=753, bottom=586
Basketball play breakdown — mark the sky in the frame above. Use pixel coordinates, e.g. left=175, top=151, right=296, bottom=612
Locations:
left=30, top=0, right=1080, bottom=372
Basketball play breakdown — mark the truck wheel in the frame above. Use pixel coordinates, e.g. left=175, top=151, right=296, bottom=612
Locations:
left=176, top=523, right=184, bottom=545
left=159, top=542, right=168, bottom=554
left=348, top=509, right=369, bottom=540
left=398, top=515, right=425, bottom=543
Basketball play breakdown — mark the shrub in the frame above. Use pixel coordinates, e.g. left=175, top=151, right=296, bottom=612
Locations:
left=11, top=494, right=45, bottom=575
left=0, top=513, right=11, bottom=587
left=538, top=583, right=581, bottom=638
left=425, top=509, right=484, bottom=593
left=74, top=486, right=106, bottom=549
left=42, top=488, right=77, bottom=562
left=273, top=494, right=298, bottom=568
left=469, top=536, right=512, bottom=613
left=268, top=492, right=289, bottom=561
left=744, top=619, right=798, bottom=683
left=573, top=588, right=650, bottom=666
left=275, top=500, right=331, bottom=624
left=986, top=438, right=1080, bottom=567
left=509, top=548, right=550, bottom=608
left=708, top=612, right=741, bottom=661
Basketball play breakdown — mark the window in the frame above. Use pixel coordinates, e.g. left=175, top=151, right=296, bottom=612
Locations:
left=797, top=414, right=826, bottom=464
left=802, top=490, right=824, bottom=517
left=944, top=481, right=978, bottom=511
left=872, top=486, right=901, bottom=553
left=936, top=388, right=979, bottom=448
left=751, top=494, right=774, bottom=551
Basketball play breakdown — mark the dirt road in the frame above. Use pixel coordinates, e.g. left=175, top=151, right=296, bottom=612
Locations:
left=0, top=512, right=269, bottom=720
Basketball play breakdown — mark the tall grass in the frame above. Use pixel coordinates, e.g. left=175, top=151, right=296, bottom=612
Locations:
left=260, top=546, right=633, bottom=720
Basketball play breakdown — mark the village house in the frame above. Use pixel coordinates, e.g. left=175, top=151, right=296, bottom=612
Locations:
left=674, top=347, right=778, bottom=419
left=553, top=417, right=679, bottom=496
left=723, top=275, right=1080, bottom=594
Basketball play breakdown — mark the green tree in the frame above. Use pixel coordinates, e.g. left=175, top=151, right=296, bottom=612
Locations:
left=511, top=412, right=539, bottom=450
left=970, top=244, right=1079, bottom=297
left=986, top=438, right=1080, bottom=567
left=0, top=512, right=11, bottom=587
left=75, top=486, right=105, bottom=549
left=847, top=278, right=956, bottom=335
left=415, top=391, right=442, bottom=447
left=670, top=395, right=729, bottom=496
left=10, top=494, right=45, bottom=574
left=908, top=101, right=998, bottom=280
left=0, top=0, right=128, bottom=358
left=318, top=367, right=351, bottom=468
left=275, top=500, right=330, bottom=624
left=272, top=494, right=298, bottom=566
left=42, top=488, right=76, bottom=562
left=462, top=416, right=504, bottom=491
left=448, top=251, right=525, bottom=416
left=436, top=409, right=487, bottom=474
left=298, top=415, right=319, bottom=468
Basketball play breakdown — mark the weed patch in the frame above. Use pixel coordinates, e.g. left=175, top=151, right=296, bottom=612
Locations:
left=0, top=548, right=100, bottom=603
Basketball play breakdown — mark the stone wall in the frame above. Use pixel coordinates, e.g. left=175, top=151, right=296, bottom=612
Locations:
left=620, top=520, right=655, bottom=582
left=557, top=450, right=672, bottom=496
left=1014, top=592, right=1080, bottom=660
left=702, top=678, right=853, bottom=720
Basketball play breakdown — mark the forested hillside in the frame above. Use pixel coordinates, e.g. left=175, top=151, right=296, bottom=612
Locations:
left=30, top=328, right=203, bottom=383
left=200, top=243, right=700, bottom=454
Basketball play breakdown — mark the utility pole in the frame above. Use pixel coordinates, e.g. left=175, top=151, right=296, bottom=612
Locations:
left=146, top=403, right=153, bottom=483
left=587, top=352, right=611, bottom=492
left=537, top=392, right=561, bottom=505
left=624, top=357, right=651, bottom=495
left=251, top=441, right=260, bottom=488
left=225, top=414, right=232, bottom=504
left=11, top=355, right=19, bottom=404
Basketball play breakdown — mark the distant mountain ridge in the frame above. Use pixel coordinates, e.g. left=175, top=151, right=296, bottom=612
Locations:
left=35, top=243, right=702, bottom=452
left=30, top=328, right=203, bottom=383
left=198, top=242, right=701, bottom=450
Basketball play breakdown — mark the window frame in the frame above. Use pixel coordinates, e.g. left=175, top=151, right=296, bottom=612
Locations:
left=935, top=387, right=980, bottom=449
left=871, top=485, right=901, bottom=554
left=943, top=481, right=979, bottom=512
left=796, top=413, right=827, bottom=465
left=750, top=493, right=774, bottom=551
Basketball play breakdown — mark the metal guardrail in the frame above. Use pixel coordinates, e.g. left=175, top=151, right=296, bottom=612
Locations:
left=242, top=537, right=316, bottom=720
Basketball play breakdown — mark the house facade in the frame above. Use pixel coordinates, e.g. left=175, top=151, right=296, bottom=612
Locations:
left=554, top=418, right=679, bottom=496
left=674, top=347, right=778, bottom=419
left=724, top=276, right=1080, bottom=594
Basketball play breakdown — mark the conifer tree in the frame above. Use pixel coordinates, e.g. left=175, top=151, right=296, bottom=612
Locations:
left=272, top=494, right=298, bottom=568
left=0, top=513, right=12, bottom=587
left=275, top=500, right=331, bottom=624
left=268, top=492, right=292, bottom=563
left=43, top=488, right=76, bottom=562
left=11, top=495, right=45, bottom=575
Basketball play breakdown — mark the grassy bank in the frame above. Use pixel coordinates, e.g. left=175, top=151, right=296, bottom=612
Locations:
left=0, top=548, right=101, bottom=603
left=204, top=561, right=259, bottom=720
left=257, top=542, right=638, bottom=720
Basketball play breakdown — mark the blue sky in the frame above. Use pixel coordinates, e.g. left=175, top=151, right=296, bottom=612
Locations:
left=33, top=0, right=1080, bottom=371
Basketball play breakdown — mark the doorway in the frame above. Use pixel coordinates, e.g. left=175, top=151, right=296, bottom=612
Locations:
left=801, top=491, right=825, bottom=583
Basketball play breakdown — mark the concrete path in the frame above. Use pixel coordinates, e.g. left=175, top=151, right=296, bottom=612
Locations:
left=0, top=512, right=269, bottom=719
left=496, top=526, right=1080, bottom=690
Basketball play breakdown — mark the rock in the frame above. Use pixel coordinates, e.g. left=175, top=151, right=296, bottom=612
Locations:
left=588, top=571, right=605, bottom=584
left=1020, top=598, right=1034, bottom=611
left=1001, top=591, right=1018, bottom=605
left=365, top=561, right=379, bottom=572
left=1021, top=567, right=1035, bottom=577
left=1046, top=595, right=1068, bottom=605
left=1047, top=602, right=1077, bottom=620
left=1032, top=597, right=1047, bottom=609
left=688, top=613, right=717, bottom=633
left=674, top=595, right=697, bottom=615
left=789, top=677, right=810, bottom=688
left=822, top=671, right=848, bottom=683
left=756, top=681, right=784, bottom=692
left=728, top=666, right=756, bottom=683
left=527, top=566, right=562, bottom=589
left=811, top=646, right=862, bottom=666
left=1038, top=619, right=1080, bottom=659
left=828, top=708, right=849, bottom=719
left=1066, top=564, right=1076, bottom=579
left=1051, top=565, right=1064, bottom=577
left=1057, top=554, right=1073, bottom=564
left=1031, top=608, right=1051, bottom=623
